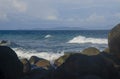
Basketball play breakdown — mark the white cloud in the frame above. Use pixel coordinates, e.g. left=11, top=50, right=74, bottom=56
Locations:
left=86, top=13, right=106, bottom=23
left=12, top=0, right=27, bottom=12
left=0, top=0, right=27, bottom=21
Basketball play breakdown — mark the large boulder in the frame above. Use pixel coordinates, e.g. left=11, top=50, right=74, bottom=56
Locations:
left=81, top=47, right=100, bottom=56
left=54, top=53, right=119, bottom=79
left=80, top=75, right=102, bottom=79
left=20, top=58, right=31, bottom=74
left=0, top=46, right=23, bottom=79
left=108, top=23, right=120, bottom=59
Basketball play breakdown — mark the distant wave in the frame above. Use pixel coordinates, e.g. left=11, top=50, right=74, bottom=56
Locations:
left=44, top=34, right=52, bottom=38
left=68, top=35, right=108, bottom=44
left=12, top=48, right=64, bottom=64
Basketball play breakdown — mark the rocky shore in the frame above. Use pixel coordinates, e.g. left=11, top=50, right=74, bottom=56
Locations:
left=1, top=23, right=120, bottom=79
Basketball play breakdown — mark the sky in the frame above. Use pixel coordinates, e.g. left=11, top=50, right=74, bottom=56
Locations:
left=0, top=0, right=120, bottom=30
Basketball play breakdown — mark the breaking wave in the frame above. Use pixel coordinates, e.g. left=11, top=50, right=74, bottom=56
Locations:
left=44, top=34, right=52, bottom=38
left=12, top=48, right=64, bottom=63
left=68, top=35, right=108, bottom=44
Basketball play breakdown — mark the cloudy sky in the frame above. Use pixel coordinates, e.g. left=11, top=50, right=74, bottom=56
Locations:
left=0, top=0, right=120, bottom=30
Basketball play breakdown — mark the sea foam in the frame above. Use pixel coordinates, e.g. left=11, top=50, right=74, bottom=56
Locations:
left=12, top=48, right=64, bottom=63
left=68, top=35, right=108, bottom=44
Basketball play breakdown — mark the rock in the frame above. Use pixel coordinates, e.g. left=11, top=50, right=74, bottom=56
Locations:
left=0, top=46, right=23, bottom=79
left=81, top=47, right=100, bottom=56
left=25, top=67, right=51, bottom=79
left=29, top=56, right=44, bottom=64
left=35, top=59, right=52, bottom=70
left=54, top=53, right=71, bottom=67
left=103, top=48, right=110, bottom=53
left=20, top=58, right=31, bottom=74
left=80, top=75, right=102, bottom=79
left=100, top=51, right=120, bottom=71
left=108, top=23, right=120, bottom=59
left=0, top=40, right=9, bottom=46
left=54, top=53, right=119, bottom=79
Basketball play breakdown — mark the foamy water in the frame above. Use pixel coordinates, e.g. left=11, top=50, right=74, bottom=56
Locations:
left=13, top=48, right=64, bottom=63
left=68, top=35, right=108, bottom=44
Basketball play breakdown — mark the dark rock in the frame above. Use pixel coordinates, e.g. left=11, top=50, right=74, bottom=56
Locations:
left=81, top=47, right=100, bottom=56
left=108, top=23, right=120, bottom=59
left=25, top=67, right=51, bottom=79
left=80, top=75, right=102, bottom=79
left=100, top=52, right=120, bottom=71
left=0, top=46, right=23, bottom=79
left=29, top=56, right=44, bottom=64
left=20, top=58, right=31, bottom=74
left=54, top=53, right=119, bottom=79
left=54, top=53, right=71, bottom=67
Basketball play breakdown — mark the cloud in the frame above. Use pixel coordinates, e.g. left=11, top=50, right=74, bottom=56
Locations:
left=0, top=13, right=8, bottom=21
left=0, top=0, right=27, bottom=21
left=86, top=13, right=106, bottom=23
left=12, top=0, right=27, bottom=12
left=0, top=0, right=120, bottom=29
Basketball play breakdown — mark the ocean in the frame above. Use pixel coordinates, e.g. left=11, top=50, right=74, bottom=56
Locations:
left=0, top=30, right=109, bottom=61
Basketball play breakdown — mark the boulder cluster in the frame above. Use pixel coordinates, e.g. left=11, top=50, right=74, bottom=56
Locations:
left=1, top=23, right=120, bottom=79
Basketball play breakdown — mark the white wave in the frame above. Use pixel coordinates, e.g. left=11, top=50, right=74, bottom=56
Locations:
left=12, top=48, right=64, bottom=63
left=45, top=34, right=52, bottom=38
left=68, top=35, right=108, bottom=44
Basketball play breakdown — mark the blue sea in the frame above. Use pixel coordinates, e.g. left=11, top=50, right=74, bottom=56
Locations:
left=0, top=30, right=109, bottom=61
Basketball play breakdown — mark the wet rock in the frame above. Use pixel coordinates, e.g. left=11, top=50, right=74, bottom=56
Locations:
left=81, top=47, right=100, bottom=56
left=54, top=53, right=119, bottom=79
left=0, top=46, right=23, bottom=79
left=20, top=58, right=31, bottom=74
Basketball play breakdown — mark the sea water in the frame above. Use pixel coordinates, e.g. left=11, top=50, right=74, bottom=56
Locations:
left=0, top=30, right=109, bottom=61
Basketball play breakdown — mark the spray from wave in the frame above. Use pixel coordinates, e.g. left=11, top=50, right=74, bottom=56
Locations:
left=12, top=48, right=64, bottom=62
left=68, top=35, right=108, bottom=44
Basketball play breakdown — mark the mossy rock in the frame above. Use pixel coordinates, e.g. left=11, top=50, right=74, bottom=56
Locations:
left=81, top=47, right=100, bottom=56
left=103, top=48, right=110, bottom=53
left=54, top=53, right=72, bottom=67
